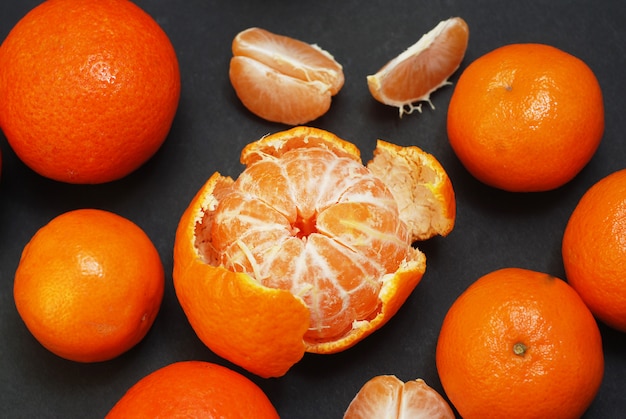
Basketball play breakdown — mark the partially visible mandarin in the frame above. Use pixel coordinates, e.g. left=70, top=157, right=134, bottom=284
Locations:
left=229, top=27, right=344, bottom=125
left=0, top=0, right=180, bottom=184
left=368, top=17, right=469, bottom=117
left=14, top=209, right=164, bottom=363
left=562, top=169, right=626, bottom=332
left=106, top=361, right=279, bottom=419
left=447, top=43, right=604, bottom=192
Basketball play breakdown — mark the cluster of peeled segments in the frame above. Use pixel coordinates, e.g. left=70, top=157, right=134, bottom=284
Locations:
left=173, top=126, right=455, bottom=377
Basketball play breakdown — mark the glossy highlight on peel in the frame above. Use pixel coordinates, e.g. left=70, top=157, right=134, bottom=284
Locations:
left=173, top=126, right=455, bottom=377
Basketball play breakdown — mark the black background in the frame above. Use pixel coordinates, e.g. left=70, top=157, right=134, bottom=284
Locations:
left=1, top=1, right=625, bottom=418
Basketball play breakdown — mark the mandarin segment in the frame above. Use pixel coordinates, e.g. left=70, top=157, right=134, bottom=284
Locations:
left=229, top=28, right=344, bottom=125
left=173, top=127, right=455, bottom=376
left=344, top=375, right=455, bottom=419
left=232, top=27, right=344, bottom=94
left=367, top=17, right=469, bottom=116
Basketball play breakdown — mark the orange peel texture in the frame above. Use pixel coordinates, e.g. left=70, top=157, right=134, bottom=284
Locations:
left=173, top=126, right=455, bottom=377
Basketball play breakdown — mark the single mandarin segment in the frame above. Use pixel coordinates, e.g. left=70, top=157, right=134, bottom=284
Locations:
left=367, top=17, right=469, bottom=116
left=447, top=43, right=604, bottom=192
left=562, top=169, right=626, bottom=332
left=229, top=27, right=344, bottom=125
left=0, top=0, right=180, bottom=184
left=106, top=361, right=279, bottom=419
left=343, top=375, right=455, bottom=419
left=173, top=126, right=455, bottom=377
left=14, top=209, right=164, bottom=363
left=436, top=268, right=604, bottom=418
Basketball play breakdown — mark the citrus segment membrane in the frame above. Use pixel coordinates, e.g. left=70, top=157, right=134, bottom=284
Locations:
left=367, top=17, right=469, bottom=117
left=367, top=140, right=455, bottom=240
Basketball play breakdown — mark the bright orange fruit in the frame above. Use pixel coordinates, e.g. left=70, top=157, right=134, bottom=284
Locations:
left=562, top=169, right=626, bottom=332
left=447, top=43, right=604, bottom=192
left=229, top=27, right=344, bottom=125
left=343, top=375, right=455, bottom=419
left=367, top=17, right=469, bottom=116
left=0, top=0, right=180, bottom=184
left=173, top=126, right=455, bottom=377
left=436, top=268, right=604, bottom=418
left=106, top=361, right=279, bottom=418
left=14, top=209, right=164, bottom=363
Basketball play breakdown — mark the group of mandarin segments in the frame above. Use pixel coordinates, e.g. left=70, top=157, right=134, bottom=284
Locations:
left=0, top=0, right=619, bottom=417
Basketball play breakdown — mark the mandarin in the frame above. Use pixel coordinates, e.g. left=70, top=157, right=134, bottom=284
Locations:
left=106, top=361, right=279, bottom=418
left=367, top=17, right=469, bottom=117
left=343, top=375, right=455, bottom=419
left=229, top=27, right=344, bottom=125
left=562, top=169, right=626, bottom=332
left=173, top=126, right=455, bottom=377
left=447, top=43, right=604, bottom=192
left=14, top=209, right=164, bottom=363
left=436, top=267, right=604, bottom=418
left=0, top=0, right=180, bottom=184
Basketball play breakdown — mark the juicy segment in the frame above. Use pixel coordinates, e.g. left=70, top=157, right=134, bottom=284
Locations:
left=232, top=27, right=344, bottom=95
left=367, top=17, right=469, bottom=116
left=203, top=147, right=412, bottom=342
left=229, top=27, right=344, bottom=125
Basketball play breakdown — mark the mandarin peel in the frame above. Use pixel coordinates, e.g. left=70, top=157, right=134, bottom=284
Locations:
left=367, top=140, right=456, bottom=241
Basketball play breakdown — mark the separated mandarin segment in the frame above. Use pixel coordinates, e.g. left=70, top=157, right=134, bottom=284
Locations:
left=229, top=27, right=344, bottom=125
left=367, top=17, right=469, bottom=116
left=343, top=375, right=455, bottom=419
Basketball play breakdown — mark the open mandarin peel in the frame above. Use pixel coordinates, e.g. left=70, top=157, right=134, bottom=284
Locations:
left=173, top=126, right=455, bottom=377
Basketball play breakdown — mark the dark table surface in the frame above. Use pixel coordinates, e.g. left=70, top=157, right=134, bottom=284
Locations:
left=1, top=1, right=625, bottom=418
